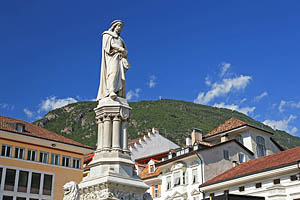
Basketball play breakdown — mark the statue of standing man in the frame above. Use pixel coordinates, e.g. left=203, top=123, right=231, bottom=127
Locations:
left=97, top=20, right=130, bottom=101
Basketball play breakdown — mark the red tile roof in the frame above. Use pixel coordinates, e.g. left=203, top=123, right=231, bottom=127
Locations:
left=138, top=161, right=162, bottom=180
left=201, top=146, right=300, bottom=187
left=0, top=115, right=92, bottom=149
left=196, top=140, right=213, bottom=147
left=204, top=118, right=247, bottom=138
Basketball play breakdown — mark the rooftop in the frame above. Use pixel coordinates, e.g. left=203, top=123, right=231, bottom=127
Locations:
left=201, top=145, right=300, bottom=187
left=204, top=118, right=273, bottom=138
left=0, top=115, right=92, bottom=149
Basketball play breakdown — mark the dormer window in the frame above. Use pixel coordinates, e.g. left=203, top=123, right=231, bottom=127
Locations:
left=16, top=123, right=25, bottom=132
left=9, top=123, right=25, bottom=132
left=256, top=136, right=266, bottom=157
left=148, top=160, right=155, bottom=173
left=181, top=149, right=185, bottom=155
left=193, top=145, right=199, bottom=151
left=149, top=164, right=155, bottom=173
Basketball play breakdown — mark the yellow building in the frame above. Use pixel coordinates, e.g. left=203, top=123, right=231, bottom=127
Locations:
left=0, top=115, right=94, bottom=200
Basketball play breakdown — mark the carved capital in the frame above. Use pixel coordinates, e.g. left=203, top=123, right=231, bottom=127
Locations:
left=120, top=107, right=130, bottom=120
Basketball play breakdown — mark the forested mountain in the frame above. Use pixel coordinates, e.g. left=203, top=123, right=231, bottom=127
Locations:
left=34, top=99, right=300, bottom=149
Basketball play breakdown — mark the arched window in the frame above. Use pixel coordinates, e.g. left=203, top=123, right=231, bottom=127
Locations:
left=256, top=136, right=266, bottom=157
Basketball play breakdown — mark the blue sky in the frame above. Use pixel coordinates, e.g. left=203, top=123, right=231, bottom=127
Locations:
left=1, top=1, right=300, bottom=136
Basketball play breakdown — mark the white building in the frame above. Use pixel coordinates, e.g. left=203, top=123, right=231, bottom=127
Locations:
left=140, top=118, right=284, bottom=200
left=199, top=146, right=300, bottom=200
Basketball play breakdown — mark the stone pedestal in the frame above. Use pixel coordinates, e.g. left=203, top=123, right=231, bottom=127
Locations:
left=78, top=97, right=148, bottom=200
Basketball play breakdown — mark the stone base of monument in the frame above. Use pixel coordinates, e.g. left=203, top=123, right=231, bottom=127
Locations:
left=78, top=97, right=149, bottom=200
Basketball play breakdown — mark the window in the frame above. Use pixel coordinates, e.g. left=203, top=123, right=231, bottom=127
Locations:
left=154, top=184, right=159, bottom=198
left=238, top=153, right=244, bottom=163
left=193, top=196, right=200, bottom=200
left=1, top=144, right=12, bottom=157
left=62, top=155, right=71, bottom=167
left=273, top=179, right=280, bottom=185
left=18, top=171, right=29, bottom=192
left=183, top=171, right=187, bottom=185
left=173, top=171, right=180, bottom=186
left=4, top=169, right=16, bottom=191
left=30, top=172, right=41, bottom=194
left=176, top=151, right=180, bottom=156
left=166, top=176, right=171, bottom=190
left=15, top=123, right=25, bottom=132
left=193, top=145, right=199, bottom=151
left=239, top=186, right=245, bottom=192
left=16, top=198, right=26, bottom=200
left=223, top=150, right=229, bottom=160
left=0, top=167, right=2, bottom=185
left=15, top=147, right=25, bottom=159
left=43, top=174, right=53, bottom=195
left=168, top=152, right=172, bottom=159
left=51, top=153, right=60, bottom=165
left=27, top=149, right=37, bottom=161
left=256, top=182, right=262, bottom=188
left=256, top=136, right=266, bottom=157
left=192, top=168, right=198, bottom=184
left=73, top=158, right=81, bottom=169
left=236, top=135, right=243, bottom=145
left=3, top=196, right=13, bottom=200
left=149, top=164, right=155, bottom=173
left=291, top=175, right=298, bottom=181
left=39, top=152, right=49, bottom=163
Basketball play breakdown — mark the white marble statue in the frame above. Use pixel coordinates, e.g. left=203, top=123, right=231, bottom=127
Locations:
left=97, top=20, right=130, bottom=101
left=63, top=181, right=79, bottom=200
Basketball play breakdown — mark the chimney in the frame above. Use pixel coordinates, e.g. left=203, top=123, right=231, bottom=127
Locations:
left=186, top=136, right=192, bottom=146
left=191, top=128, right=203, bottom=144
left=221, top=134, right=229, bottom=143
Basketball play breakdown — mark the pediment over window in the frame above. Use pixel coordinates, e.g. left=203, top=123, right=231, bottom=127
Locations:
left=166, top=191, right=188, bottom=200
left=191, top=189, right=200, bottom=195
left=171, top=161, right=186, bottom=171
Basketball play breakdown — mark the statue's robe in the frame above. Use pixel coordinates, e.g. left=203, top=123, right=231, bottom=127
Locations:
left=97, top=31, right=129, bottom=100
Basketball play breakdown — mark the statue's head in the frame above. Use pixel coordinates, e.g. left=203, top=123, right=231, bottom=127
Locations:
left=110, top=20, right=124, bottom=35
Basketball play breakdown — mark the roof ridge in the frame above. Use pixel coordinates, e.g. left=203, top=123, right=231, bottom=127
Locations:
left=201, top=146, right=300, bottom=186
left=0, top=115, right=92, bottom=149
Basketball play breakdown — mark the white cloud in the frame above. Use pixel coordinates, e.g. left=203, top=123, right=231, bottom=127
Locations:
left=254, top=92, right=268, bottom=102
left=194, top=75, right=252, bottom=104
left=279, top=100, right=300, bottom=113
left=24, top=108, right=34, bottom=118
left=0, top=103, right=14, bottom=110
left=148, top=75, right=157, bottom=88
left=38, top=96, right=77, bottom=113
left=205, top=76, right=211, bottom=86
left=263, top=115, right=298, bottom=135
left=240, top=98, right=247, bottom=104
left=213, top=102, right=255, bottom=115
left=126, top=88, right=141, bottom=101
left=220, top=62, right=231, bottom=77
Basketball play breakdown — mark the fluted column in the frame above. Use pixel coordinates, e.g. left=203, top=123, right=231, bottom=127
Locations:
left=97, top=118, right=104, bottom=150
left=122, top=120, right=129, bottom=151
left=112, top=115, right=121, bottom=150
left=103, top=115, right=112, bottom=149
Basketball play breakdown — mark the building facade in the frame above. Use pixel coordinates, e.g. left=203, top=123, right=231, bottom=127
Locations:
left=0, top=115, right=93, bottom=200
left=200, top=146, right=300, bottom=200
